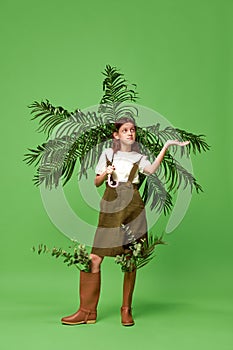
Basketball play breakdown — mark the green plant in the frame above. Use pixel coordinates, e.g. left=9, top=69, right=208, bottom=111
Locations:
left=115, top=236, right=165, bottom=272
left=32, top=241, right=92, bottom=272
left=24, top=64, right=210, bottom=215
left=114, top=224, right=166, bottom=272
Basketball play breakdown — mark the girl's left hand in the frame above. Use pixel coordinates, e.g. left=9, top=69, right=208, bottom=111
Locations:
left=164, top=139, right=190, bottom=149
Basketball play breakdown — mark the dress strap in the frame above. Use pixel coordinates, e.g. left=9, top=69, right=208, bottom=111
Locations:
left=105, top=154, right=112, bottom=166
left=127, top=156, right=143, bottom=183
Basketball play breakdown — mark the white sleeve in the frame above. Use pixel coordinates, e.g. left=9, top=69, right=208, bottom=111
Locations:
left=138, top=155, right=152, bottom=174
left=95, top=148, right=113, bottom=175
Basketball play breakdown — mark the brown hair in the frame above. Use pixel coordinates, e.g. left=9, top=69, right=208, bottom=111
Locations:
left=112, top=116, right=140, bottom=153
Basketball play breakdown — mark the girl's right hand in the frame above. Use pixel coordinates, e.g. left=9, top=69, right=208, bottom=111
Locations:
left=106, top=165, right=119, bottom=188
left=106, top=165, right=115, bottom=175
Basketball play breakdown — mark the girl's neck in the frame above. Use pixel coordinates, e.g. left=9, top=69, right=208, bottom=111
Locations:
left=119, top=144, right=132, bottom=152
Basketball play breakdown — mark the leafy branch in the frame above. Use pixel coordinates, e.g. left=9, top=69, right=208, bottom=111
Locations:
left=29, top=100, right=71, bottom=139
left=176, top=128, right=210, bottom=155
left=32, top=242, right=92, bottom=272
left=98, top=64, right=139, bottom=121
left=115, top=224, right=166, bottom=272
left=140, top=173, right=173, bottom=214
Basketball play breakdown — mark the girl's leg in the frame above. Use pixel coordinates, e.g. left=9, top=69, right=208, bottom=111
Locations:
left=61, top=254, right=103, bottom=325
left=90, top=253, right=103, bottom=273
left=121, top=269, right=136, bottom=326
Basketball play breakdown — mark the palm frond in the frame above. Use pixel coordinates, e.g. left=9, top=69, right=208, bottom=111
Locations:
left=32, top=136, right=74, bottom=188
left=137, top=125, right=210, bottom=157
left=77, top=125, right=113, bottom=179
left=55, top=109, right=107, bottom=139
left=26, top=123, right=114, bottom=188
left=175, top=128, right=211, bottom=155
left=164, top=157, right=203, bottom=193
left=29, top=100, right=71, bottom=138
left=61, top=124, right=112, bottom=185
left=100, top=65, right=138, bottom=105
left=98, top=65, right=138, bottom=121
left=141, top=174, right=173, bottom=214
left=23, top=143, right=47, bottom=166
left=137, top=126, right=203, bottom=194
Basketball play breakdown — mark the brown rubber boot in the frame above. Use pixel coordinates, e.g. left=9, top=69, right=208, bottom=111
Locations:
left=61, top=271, right=101, bottom=325
left=121, top=269, right=136, bottom=326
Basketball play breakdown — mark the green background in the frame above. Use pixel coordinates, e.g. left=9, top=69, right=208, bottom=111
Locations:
left=1, top=0, right=232, bottom=349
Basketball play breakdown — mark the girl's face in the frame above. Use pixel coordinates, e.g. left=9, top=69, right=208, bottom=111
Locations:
left=114, top=122, right=136, bottom=147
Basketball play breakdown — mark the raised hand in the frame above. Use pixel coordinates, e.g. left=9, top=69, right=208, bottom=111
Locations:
left=164, top=139, right=190, bottom=149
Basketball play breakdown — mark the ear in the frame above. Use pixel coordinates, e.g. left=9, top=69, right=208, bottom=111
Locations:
left=113, top=131, right=119, bottom=139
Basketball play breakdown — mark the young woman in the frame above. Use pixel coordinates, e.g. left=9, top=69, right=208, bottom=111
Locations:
left=61, top=116, right=189, bottom=326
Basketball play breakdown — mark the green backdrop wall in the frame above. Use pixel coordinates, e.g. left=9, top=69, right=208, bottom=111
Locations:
left=1, top=0, right=232, bottom=349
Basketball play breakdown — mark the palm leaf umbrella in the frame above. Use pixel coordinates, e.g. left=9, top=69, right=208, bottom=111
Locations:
left=25, top=65, right=210, bottom=271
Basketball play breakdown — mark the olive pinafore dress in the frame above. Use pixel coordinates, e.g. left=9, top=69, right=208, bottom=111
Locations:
left=91, top=156, right=148, bottom=257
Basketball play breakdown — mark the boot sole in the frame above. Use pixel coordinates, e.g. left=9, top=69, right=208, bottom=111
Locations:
left=122, top=322, right=135, bottom=326
left=62, top=320, right=96, bottom=325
